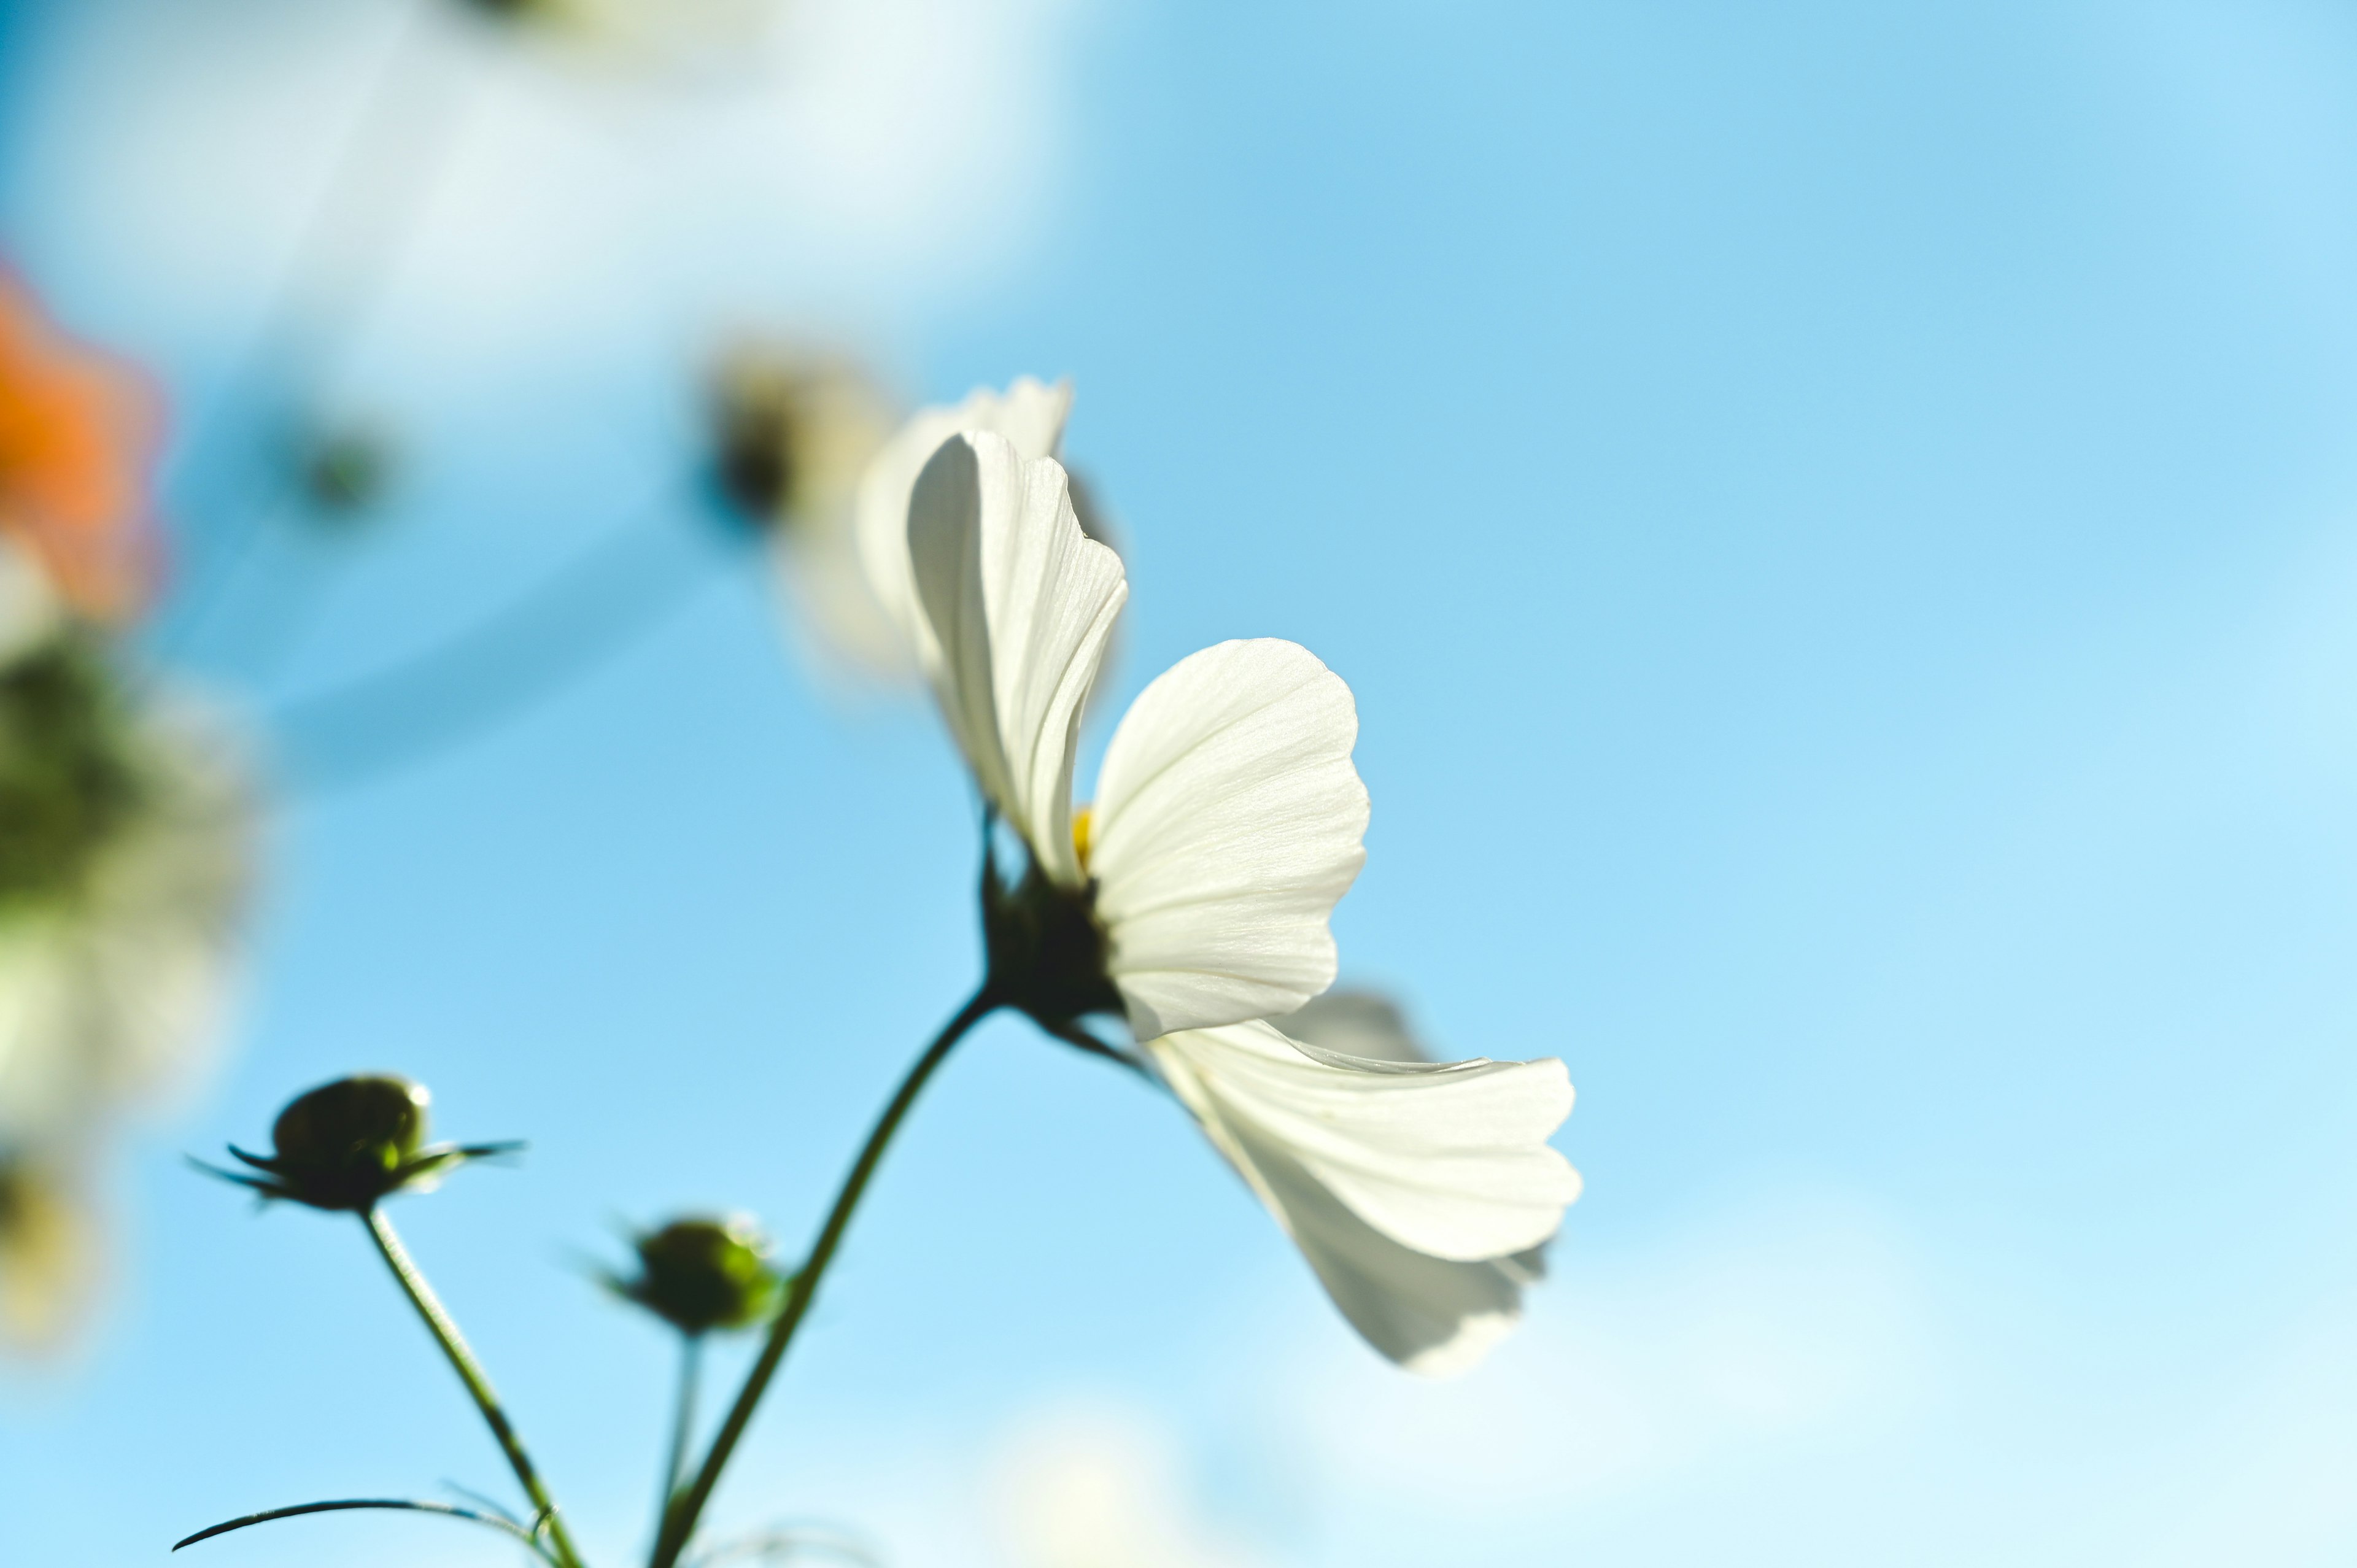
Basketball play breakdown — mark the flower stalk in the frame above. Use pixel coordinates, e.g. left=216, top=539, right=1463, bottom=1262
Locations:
left=649, top=987, right=999, bottom=1568
left=657, top=1334, right=701, bottom=1535
left=363, top=1209, right=584, bottom=1568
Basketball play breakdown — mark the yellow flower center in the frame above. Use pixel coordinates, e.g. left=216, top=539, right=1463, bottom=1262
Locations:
left=1071, top=805, right=1094, bottom=875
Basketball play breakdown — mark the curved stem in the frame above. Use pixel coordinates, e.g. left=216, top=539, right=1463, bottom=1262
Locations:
left=657, top=1335, right=703, bottom=1539
left=174, top=1497, right=549, bottom=1558
left=363, top=1210, right=586, bottom=1568
left=651, top=989, right=1000, bottom=1568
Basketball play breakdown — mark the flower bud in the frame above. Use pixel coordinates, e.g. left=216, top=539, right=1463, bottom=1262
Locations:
left=201, top=1074, right=517, bottom=1213
left=610, top=1216, right=783, bottom=1336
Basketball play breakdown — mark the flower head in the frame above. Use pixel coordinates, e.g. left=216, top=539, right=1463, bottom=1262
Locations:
left=206, top=1075, right=517, bottom=1214
left=904, top=427, right=1577, bottom=1373
left=605, top=1214, right=784, bottom=1335
left=0, top=272, right=162, bottom=624
left=910, top=431, right=1363, bottom=1040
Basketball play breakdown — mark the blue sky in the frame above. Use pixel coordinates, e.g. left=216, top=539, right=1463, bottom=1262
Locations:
left=2, top=0, right=2355, bottom=1564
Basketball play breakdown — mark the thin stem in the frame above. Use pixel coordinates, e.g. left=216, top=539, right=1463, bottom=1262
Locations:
left=657, top=1335, right=704, bottom=1539
left=650, top=989, right=1001, bottom=1568
left=363, top=1209, right=586, bottom=1568
left=173, top=1497, right=548, bottom=1558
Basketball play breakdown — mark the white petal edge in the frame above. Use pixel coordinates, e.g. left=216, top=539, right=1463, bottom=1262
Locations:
left=1087, top=640, right=1369, bottom=1040
left=1279, top=990, right=1559, bottom=1281
left=1151, top=1019, right=1578, bottom=1261
left=907, top=433, right=1123, bottom=883
left=1151, top=1021, right=1577, bottom=1376
left=1279, top=987, right=1428, bottom=1064
left=853, top=377, right=1072, bottom=674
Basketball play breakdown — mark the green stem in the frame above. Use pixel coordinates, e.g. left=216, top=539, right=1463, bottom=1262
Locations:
left=649, top=989, right=1000, bottom=1568
left=656, top=1335, right=702, bottom=1540
left=363, top=1209, right=586, bottom=1568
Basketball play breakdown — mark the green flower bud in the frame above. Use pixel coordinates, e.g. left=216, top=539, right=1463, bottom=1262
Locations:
left=199, top=1074, right=518, bottom=1213
left=608, top=1216, right=784, bottom=1337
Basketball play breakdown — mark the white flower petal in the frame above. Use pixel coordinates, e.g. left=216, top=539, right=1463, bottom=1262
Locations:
left=1088, top=640, right=1369, bottom=1039
left=1151, top=1020, right=1577, bottom=1375
left=1279, top=987, right=1427, bottom=1064
left=1153, top=1019, right=1577, bottom=1262
left=907, top=433, right=1123, bottom=882
left=855, top=377, right=1072, bottom=674
left=1244, top=1134, right=1531, bottom=1377
left=1279, top=989, right=1561, bottom=1286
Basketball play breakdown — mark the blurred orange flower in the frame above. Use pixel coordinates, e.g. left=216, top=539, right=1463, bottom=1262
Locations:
left=0, top=271, right=162, bottom=624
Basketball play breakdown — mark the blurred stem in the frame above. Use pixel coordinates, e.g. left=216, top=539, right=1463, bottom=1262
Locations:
left=657, top=1335, right=703, bottom=1540
left=163, top=0, right=472, bottom=661
left=270, top=508, right=718, bottom=795
left=363, top=1209, right=586, bottom=1568
left=650, top=988, right=1002, bottom=1568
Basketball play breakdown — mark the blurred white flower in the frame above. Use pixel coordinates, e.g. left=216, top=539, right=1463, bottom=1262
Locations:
left=0, top=561, right=257, bottom=1349
left=0, top=1153, right=99, bottom=1349
left=708, top=344, right=906, bottom=678
left=906, top=431, right=1578, bottom=1374
left=455, top=0, right=786, bottom=79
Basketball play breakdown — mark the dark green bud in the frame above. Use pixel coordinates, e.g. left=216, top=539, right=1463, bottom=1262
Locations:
left=609, top=1216, right=784, bottom=1337
left=200, top=1074, right=519, bottom=1213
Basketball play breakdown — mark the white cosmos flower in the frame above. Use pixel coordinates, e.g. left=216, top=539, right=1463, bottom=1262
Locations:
left=905, top=431, right=1579, bottom=1374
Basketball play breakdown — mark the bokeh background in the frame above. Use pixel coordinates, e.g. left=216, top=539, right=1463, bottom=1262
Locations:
left=4, top=0, right=2356, bottom=1563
